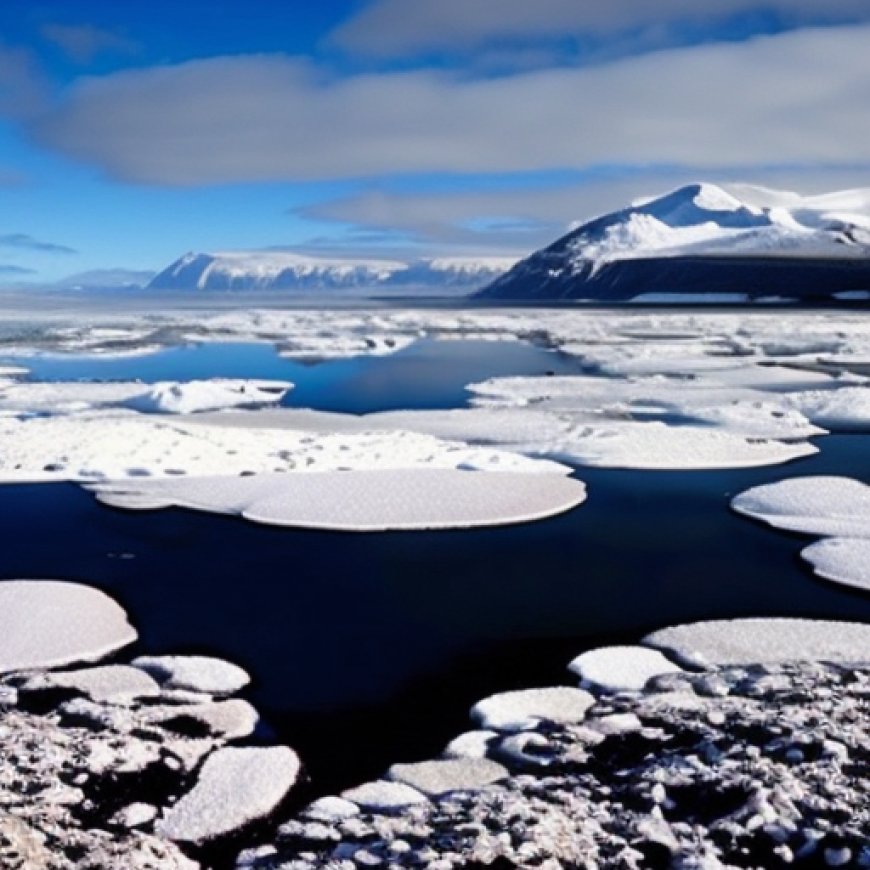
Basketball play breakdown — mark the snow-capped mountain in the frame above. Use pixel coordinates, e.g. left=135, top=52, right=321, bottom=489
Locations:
left=148, top=251, right=517, bottom=292
left=478, top=183, right=870, bottom=302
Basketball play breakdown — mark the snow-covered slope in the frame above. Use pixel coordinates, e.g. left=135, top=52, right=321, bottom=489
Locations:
left=148, top=252, right=516, bottom=293
left=479, top=183, right=870, bottom=302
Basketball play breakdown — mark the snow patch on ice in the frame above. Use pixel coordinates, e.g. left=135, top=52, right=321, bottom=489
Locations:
left=568, top=646, right=684, bottom=693
left=0, top=581, right=136, bottom=674
left=470, top=687, right=595, bottom=732
left=644, top=618, right=870, bottom=668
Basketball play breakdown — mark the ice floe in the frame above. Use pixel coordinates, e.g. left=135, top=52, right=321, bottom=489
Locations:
left=22, top=665, right=160, bottom=705
left=732, top=476, right=870, bottom=537
left=789, top=386, right=870, bottom=430
left=156, top=746, right=300, bottom=843
left=387, top=758, right=508, bottom=796
left=643, top=617, right=870, bottom=667
left=0, top=580, right=137, bottom=673
left=340, top=781, right=429, bottom=811
left=132, top=655, right=250, bottom=696
left=92, top=468, right=586, bottom=531
left=801, top=537, right=870, bottom=592
left=568, top=646, right=684, bottom=692
left=125, top=379, right=292, bottom=414
left=470, top=687, right=595, bottom=732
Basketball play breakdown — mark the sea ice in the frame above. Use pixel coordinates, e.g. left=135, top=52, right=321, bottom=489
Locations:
left=91, top=468, right=587, bottom=532
left=567, top=646, right=684, bottom=692
left=132, top=655, right=250, bottom=696
left=643, top=618, right=870, bottom=667
left=789, top=387, right=870, bottom=431
left=801, top=538, right=870, bottom=592
left=470, top=687, right=595, bottom=732
left=442, top=730, right=500, bottom=759
left=340, top=780, right=429, bottom=811
left=731, top=476, right=870, bottom=537
left=0, top=581, right=136, bottom=673
left=156, top=746, right=300, bottom=843
left=387, top=758, right=508, bottom=796
left=22, top=665, right=160, bottom=705
left=126, top=379, right=292, bottom=414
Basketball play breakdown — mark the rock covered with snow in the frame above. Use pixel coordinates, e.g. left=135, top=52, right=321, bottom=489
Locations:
left=0, top=580, right=137, bottom=674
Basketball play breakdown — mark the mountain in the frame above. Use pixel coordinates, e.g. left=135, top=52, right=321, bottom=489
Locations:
left=55, top=268, right=156, bottom=290
left=477, top=183, right=870, bottom=303
left=148, top=251, right=516, bottom=293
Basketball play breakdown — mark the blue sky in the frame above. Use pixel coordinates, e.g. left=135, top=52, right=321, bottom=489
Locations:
left=1, top=0, right=869, bottom=284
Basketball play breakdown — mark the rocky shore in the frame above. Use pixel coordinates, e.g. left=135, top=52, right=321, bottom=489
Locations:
left=0, top=580, right=867, bottom=869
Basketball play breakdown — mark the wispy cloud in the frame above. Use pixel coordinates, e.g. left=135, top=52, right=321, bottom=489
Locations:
left=40, top=23, right=138, bottom=65
left=30, top=25, right=870, bottom=186
left=0, top=264, right=36, bottom=275
left=328, top=0, right=870, bottom=58
left=0, top=233, right=77, bottom=255
left=299, top=164, right=870, bottom=251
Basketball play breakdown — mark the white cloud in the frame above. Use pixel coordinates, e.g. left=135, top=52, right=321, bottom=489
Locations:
left=300, top=165, right=870, bottom=252
left=31, top=25, right=870, bottom=186
left=0, top=44, right=48, bottom=119
left=328, top=0, right=870, bottom=57
left=41, top=23, right=138, bottom=65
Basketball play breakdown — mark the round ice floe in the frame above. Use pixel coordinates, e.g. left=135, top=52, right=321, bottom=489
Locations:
left=340, top=781, right=429, bottom=812
left=156, top=746, right=300, bottom=843
left=0, top=581, right=136, bottom=674
left=132, top=655, right=250, bottom=696
left=732, top=476, right=870, bottom=537
left=568, top=646, right=684, bottom=692
left=643, top=618, right=870, bottom=668
left=150, top=699, right=260, bottom=740
left=442, top=730, right=500, bottom=759
left=22, top=665, right=159, bottom=704
left=387, top=758, right=508, bottom=796
left=470, top=687, right=595, bottom=732
left=801, top=538, right=870, bottom=592
left=93, top=469, right=587, bottom=532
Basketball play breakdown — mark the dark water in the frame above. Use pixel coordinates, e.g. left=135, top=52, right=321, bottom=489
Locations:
left=1, top=436, right=869, bottom=792
left=10, top=338, right=583, bottom=413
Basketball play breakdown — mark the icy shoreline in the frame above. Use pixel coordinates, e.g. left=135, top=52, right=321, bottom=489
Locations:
left=0, top=580, right=867, bottom=869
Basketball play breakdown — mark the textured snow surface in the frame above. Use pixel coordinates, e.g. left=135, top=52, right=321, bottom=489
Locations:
left=790, top=387, right=870, bottom=430
left=470, top=687, right=595, bottom=732
left=157, top=746, right=300, bottom=843
left=92, top=468, right=586, bottom=531
left=22, top=665, right=160, bottom=704
left=132, top=655, right=250, bottom=696
left=0, top=413, right=567, bottom=483
left=0, top=580, right=137, bottom=673
left=732, top=476, right=870, bottom=537
left=127, top=379, right=292, bottom=414
left=643, top=618, right=870, bottom=668
left=387, top=758, right=509, bottom=796
left=340, top=781, right=429, bottom=811
left=568, top=646, right=684, bottom=692
left=802, top=537, right=870, bottom=592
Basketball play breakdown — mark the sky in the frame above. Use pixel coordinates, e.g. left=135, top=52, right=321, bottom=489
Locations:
left=0, top=0, right=869, bottom=285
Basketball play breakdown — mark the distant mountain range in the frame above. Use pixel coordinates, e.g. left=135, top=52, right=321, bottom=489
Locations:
left=477, top=183, right=870, bottom=303
left=148, top=251, right=517, bottom=292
